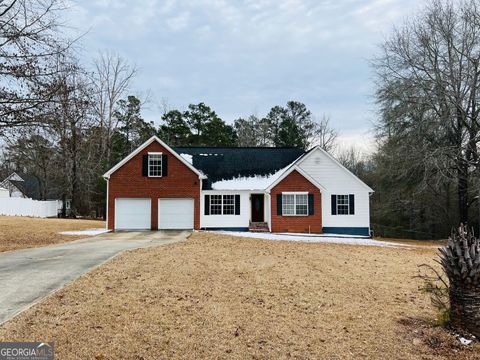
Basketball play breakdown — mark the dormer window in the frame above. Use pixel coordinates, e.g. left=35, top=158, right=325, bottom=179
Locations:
left=148, top=153, right=163, bottom=177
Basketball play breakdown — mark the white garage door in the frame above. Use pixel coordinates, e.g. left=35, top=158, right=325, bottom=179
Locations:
left=115, top=198, right=151, bottom=230
left=158, top=198, right=194, bottom=229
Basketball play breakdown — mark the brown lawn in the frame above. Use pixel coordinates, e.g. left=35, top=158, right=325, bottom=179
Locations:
left=0, top=232, right=478, bottom=359
left=0, top=216, right=106, bottom=252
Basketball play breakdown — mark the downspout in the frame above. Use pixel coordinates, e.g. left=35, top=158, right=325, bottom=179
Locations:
left=266, top=190, right=272, bottom=232
left=105, top=177, right=109, bottom=230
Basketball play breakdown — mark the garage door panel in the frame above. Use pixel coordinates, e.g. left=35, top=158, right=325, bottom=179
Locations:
left=159, top=199, right=194, bottom=229
left=115, top=198, right=151, bottom=230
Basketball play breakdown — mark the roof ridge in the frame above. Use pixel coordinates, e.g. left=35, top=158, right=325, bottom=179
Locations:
left=173, top=146, right=305, bottom=150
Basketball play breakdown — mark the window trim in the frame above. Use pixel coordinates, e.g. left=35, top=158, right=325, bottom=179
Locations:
left=281, top=192, right=309, bottom=216
left=209, top=194, right=237, bottom=215
left=148, top=152, right=163, bottom=178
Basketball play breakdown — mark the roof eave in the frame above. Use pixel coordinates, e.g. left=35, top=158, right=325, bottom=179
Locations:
left=102, top=136, right=205, bottom=179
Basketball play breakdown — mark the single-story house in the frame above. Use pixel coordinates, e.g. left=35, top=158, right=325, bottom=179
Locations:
left=103, top=136, right=373, bottom=235
left=1, top=172, right=26, bottom=198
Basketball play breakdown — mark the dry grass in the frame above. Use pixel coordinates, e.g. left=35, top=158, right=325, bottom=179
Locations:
left=0, top=232, right=479, bottom=359
left=0, top=216, right=105, bottom=252
left=374, top=237, right=447, bottom=247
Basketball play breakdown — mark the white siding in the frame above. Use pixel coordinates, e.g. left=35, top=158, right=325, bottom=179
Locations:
left=298, top=148, right=372, bottom=229
left=200, top=191, right=252, bottom=229
left=0, top=188, right=9, bottom=198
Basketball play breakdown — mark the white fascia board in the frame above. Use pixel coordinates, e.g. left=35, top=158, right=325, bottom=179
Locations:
left=266, top=165, right=327, bottom=193
left=103, top=136, right=205, bottom=179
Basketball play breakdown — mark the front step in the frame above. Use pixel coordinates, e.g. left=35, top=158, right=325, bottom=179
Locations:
left=249, top=222, right=269, bottom=232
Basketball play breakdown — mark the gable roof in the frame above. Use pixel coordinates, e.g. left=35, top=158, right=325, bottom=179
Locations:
left=2, top=172, right=64, bottom=200
left=296, top=146, right=374, bottom=192
left=103, top=136, right=205, bottom=179
left=104, top=137, right=373, bottom=193
left=265, top=163, right=327, bottom=192
left=173, top=146, right=305, bottom=189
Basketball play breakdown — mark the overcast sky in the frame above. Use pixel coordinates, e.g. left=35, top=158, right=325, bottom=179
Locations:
left=66, top=0, right=423, bottom=152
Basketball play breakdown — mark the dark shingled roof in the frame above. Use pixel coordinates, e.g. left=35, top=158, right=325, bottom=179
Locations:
left=9, top=173, right=63, bottom=200
left=173, top=147, right=305, bottom=189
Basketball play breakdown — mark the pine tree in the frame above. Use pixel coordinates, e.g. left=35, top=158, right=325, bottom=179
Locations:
left=203, top=117, right=236, bottom=146
left=114, top=95, right=156, bottom=156
left=159, top=110, right=192, bottom=146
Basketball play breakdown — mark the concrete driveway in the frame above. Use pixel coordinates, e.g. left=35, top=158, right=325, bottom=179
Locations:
left=0, top=231, right=189, bottom=324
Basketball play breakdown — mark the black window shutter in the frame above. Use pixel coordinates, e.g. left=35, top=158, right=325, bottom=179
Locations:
left=349, top=194, right=355, bottom=215
left=204, top=195, right=210, bottom=215
left=308, top=193, right=314, bottom=215
left=162, top=155, right=168, bottom=176
left=276, top=194, right=282, bottom=215
left=331, top=195, right=337, bottom=215
left=235, top=195, right=240, bottom=215
left=142, top=155, right=148, bottom=176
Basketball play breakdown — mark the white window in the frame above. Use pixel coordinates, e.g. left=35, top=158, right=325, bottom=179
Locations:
left=295, top=194, right=308, bottom=215
left=210, top=194, right=237, bottom=215
left=210, top=195, right=222, bottom=215
left=282, top=193, right=308, bottom=216
left=148, top=153, right=162, bottom=177
left=223, top=195, right=235, bottom=215
left=336, top=195, right=349, bottom=215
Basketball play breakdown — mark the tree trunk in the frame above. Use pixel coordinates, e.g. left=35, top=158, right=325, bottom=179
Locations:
left=457, top=160, right=469, bottom=224
left=449, top=284, right=480, bottom=337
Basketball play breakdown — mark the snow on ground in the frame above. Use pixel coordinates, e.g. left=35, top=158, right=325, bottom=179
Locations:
left=60, top=229, right=110, bottom=236
left=209, top=231, right=411, bottom=247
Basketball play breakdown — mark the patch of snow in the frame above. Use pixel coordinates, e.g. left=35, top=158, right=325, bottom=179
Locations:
left=459, top=337, right=473, bottom=346
left=277, top=232, right=369, bottom=239
left=60, top=228, right=110, bottom=236
left=208, top=231, right=411, bottom=247
left=180, top=153, right=193, bottom=164
left=211, top=163, right=293, bottom=191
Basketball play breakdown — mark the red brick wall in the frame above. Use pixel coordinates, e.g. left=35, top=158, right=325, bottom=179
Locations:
left=270, top=170, right=322, bottom=233
left=107, top=141, right=200, bottom=230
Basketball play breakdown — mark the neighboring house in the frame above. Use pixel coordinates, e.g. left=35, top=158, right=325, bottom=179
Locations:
left=0, top=186, right=9, bottom=198
left=0, top=172, right=26, bottom=198
left=104, top=136, right=373, bottom=235
left=0, top=172, right=70, bottom=215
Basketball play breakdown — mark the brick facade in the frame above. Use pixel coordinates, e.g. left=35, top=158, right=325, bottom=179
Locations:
left=270, top=170, right=322, bottom=233
left=107, top=141, right=200, bottom=230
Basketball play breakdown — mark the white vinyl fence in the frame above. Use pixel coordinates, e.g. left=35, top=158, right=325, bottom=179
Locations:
left=0, top=198, right=59, bottom=218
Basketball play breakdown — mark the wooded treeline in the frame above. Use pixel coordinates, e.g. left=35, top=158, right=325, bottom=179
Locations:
left=2, top=0, right=480, bottom=239
left=0, top=0, right=336, bottom=217
left=341, top=0, right=480, bottom=239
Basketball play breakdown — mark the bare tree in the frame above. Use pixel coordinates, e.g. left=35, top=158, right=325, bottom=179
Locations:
left=47, top=56, right=95, bottom=216
left=0, top=0, right=73, bottom=130
left=91, top=51, right=137, bottom=164
left=373, top=0, right=480, bottom=224
left=310, top=115, right=338, bottom=152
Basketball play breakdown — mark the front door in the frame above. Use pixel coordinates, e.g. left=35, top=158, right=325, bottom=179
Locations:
left=251, top=194, right=264, bottom=222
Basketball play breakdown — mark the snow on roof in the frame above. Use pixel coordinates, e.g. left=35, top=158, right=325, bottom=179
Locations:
left=180, top=153, right=193, bottom=165
left=211, top=163, right=293, bottom=191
